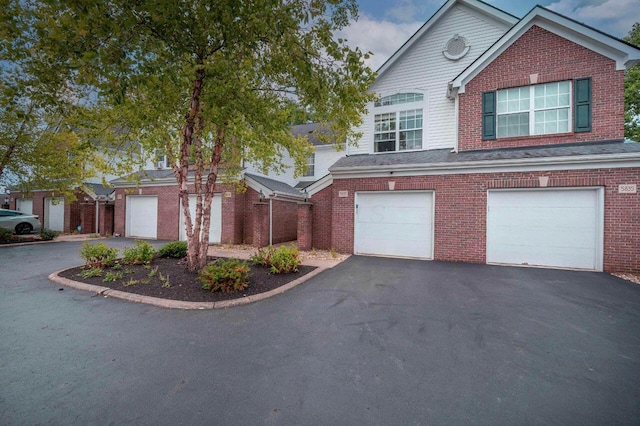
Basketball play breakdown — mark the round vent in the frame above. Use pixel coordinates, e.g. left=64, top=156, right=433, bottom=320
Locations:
left=443, top=34, right=469, bottom=61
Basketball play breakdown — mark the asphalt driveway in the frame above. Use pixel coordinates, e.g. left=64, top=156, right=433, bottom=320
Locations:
left=1, top=240, right=639, bottom=425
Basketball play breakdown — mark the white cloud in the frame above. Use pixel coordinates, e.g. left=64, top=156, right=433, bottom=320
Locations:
left=336, top=15, right=423, bottom=71
left=384, top=0, right=437, bottom=23
left=546, top=0, right=639, bottom=37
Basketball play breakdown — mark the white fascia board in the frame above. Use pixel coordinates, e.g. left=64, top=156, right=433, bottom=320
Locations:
left=376, top=0, right=517, bottom=78
left=305, top=174, right=334, bottom=197
left=451, top=7, right=640, bottom=93
left=271, top=191, right=304, bottom=202
left=330, top=152, right=640, bottom=178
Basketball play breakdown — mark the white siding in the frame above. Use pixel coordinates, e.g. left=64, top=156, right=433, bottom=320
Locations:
left=349, top=4, right=511, bottom=155
left=245, top=144, right=345, bottom=185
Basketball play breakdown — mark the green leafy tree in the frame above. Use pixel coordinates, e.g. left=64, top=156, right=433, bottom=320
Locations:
left=8, top=0, right=376, bottom=270
left=624, top=23, right=640, bottom=142
left=0, top=2, right=100, bottom=199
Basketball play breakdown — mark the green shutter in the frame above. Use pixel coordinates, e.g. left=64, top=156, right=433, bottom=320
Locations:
left=574, top=78, right=591, bottom=133
left=482, top=91, right=496, bottom=140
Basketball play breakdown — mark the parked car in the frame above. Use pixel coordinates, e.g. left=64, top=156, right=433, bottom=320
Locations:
left=0, top=208, right=42, bottom=235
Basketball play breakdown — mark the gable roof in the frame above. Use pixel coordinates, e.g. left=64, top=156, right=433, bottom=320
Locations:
left=450, top=5, right=640, bottom=96
left=243, top=173, right=303, bottom=198
left=375, top=0, right=518, bottom=78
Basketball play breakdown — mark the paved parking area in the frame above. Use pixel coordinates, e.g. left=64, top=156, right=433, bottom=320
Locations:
left=1, top=241, right=640, bottom=425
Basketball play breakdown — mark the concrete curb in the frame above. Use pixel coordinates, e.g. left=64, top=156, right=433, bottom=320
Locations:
left=2, top=236, right=106, bottom=248
left=48, top=265, right=327, bottom=310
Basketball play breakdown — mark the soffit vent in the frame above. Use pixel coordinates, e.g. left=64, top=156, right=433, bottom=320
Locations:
left=443, top=34, right=469, bottom=61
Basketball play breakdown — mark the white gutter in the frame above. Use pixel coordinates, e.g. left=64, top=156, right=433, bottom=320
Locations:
left=330, top=152, right=640, bottom=177
left=95, top=200, right=99, bottom=234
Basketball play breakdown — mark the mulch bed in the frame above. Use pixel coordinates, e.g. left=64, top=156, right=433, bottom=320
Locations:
left=58, top=257, right=316, bottom=303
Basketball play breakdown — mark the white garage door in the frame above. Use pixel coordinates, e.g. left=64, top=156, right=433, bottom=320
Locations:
left=179, top=194, right=222, bottom=243
left=44, top=197, right=64, bottom=232
left=487, top=189, right=603, bottom=270
left=126, top=196, right=158, bottom=239
left=16, top=198, right=33, bottom=215
left=354, top=191, right=433, bottom=259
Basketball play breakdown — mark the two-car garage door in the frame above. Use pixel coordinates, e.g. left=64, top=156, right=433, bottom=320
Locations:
left=354, top=188, right=603, bottom=271
left=126, top=194, right=222, bottom=241
left=487, top=189, right=603, bottom=271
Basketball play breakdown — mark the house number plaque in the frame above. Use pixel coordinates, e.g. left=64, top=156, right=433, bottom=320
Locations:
left=618, top=184, right=637, bottom=194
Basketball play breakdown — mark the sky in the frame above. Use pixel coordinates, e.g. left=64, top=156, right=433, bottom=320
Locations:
left=344, top=0, right=640, bottom=70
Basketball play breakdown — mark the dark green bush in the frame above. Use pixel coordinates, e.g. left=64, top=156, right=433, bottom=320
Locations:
left=122, top=240, right=156, bottom=265
left=0, top=228, right=13, bottom=243
left=79, top=242, right=118, bottom=268
left=39, top=228, right=58, bottom=241
left=200, top=258, right=251, bottom=293
left=158, top=241, right=188, bottom=258
left=269, top=244, right=300, bottom=274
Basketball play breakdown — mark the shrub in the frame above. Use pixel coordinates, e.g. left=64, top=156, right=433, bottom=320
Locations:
left=269, top=244, right=300, bottom=274
left=158, top=241, right=188, bottom=259
left=200, top=258, right=251, bottom=293
left=0, top=228, right=13, bottom=243
left=122, top=240, right=156, bottom=265
left=79, top=242, right=118, bottom=268
left=39, top=228, right=58, bottom=241
left=250, top=245, right=276, bottom=267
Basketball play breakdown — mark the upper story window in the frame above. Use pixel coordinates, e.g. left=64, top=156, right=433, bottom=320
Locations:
left=374, top=92, right=424, bottom=153
left=483, top=78, right=592, bottom=141
left=496, top=81, right=571, bottom=138
left=303, top=153, right=315, bottom=177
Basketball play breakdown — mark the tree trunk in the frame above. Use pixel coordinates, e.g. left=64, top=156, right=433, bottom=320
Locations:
left=176, top=66, right=207, bottom=272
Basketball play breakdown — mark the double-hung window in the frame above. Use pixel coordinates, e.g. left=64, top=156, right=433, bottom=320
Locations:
left=374, top=93, right=424, bottom=152
left=483, top=78, right=591, bottom=140
left=496, top=81, right=571, bottom=138
left=303, top=153, right=315, bottom=177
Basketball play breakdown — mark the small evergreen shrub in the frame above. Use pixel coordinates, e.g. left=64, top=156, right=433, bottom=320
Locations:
left=122, top=240, right=156, bottom=265
left=269, top=244, right=300, bottom=274
left=39, top=228, right=58, bottom=241
left=158, top=241, right=188, bottom=259
left=0, top=228, right=13, bottom=243
left=200, top=258, right=251, bottom=293
left=79, top=242, right=118, bottom=268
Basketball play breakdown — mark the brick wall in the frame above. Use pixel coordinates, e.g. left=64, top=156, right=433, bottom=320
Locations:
left=310, top=185, right=334, bottom=250
left=458, top=25, right=625, bottom=151
left=271, top=199, right=298, bottom=244
left=331, top=167, right=640, bottom=272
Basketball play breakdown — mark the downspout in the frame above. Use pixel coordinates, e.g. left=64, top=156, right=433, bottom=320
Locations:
left=453, top=91, right=459, bottom=153
left=269, top=198, right=273, bottom=246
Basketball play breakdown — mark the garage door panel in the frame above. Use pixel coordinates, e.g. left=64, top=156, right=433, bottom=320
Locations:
left=127, top=196, right=158, bottom=239
left=355, top=192, right=433, bottom=259
left=487, top=189, right=601, bottom=270
left=180, top=195, right=222, bottom=243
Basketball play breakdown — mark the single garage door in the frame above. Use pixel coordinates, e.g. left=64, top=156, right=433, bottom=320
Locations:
left=44, top=197, right=64, bottom=232
left=486, top=188, right=603, bottom=270
left=179, top=194, right=222, bottom=243
left=354, top=191, right=433, bottom=259
left=126, top=196, right=158, bottom=239
left=16, top=198, right=33, bottom=215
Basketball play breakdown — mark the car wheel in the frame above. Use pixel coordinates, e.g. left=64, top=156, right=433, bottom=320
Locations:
left=15, top=223, right=33, bottom=235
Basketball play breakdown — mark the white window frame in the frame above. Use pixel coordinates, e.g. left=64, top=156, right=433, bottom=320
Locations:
left=373, top=92, right=426, bottom=153
left=497, top=81, right=572, bottom=139
left=303, top=153, right=315, bottom=177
